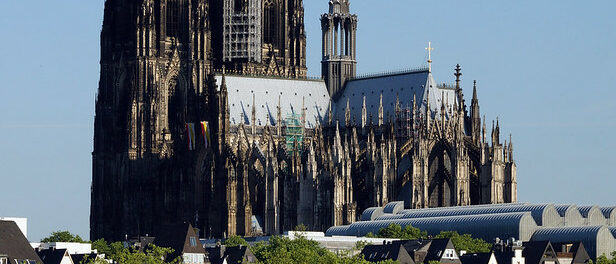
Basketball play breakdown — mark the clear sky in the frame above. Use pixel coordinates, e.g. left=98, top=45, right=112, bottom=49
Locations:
left=0, top=0, right=614, bottom=242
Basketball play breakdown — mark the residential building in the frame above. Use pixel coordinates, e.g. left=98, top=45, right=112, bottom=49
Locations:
left=0, top=221, right=43, bottom=264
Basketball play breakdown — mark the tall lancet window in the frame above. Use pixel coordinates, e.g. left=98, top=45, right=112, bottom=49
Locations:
left=166, top=0, right=187, bottom=39
left=234, top=0, right=245, bottom=12
left=263, top=1, right=277, bottom=45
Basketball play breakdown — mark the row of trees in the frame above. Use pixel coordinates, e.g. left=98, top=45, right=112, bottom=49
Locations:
left=40, top=231, right=179, bottom=264
left=41, top=223, right=492, bottom=264
left=225, top=234, right=396, bottom=264
left=366, top=223, right=493, bottom=253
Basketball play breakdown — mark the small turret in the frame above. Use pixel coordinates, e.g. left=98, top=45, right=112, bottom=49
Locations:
left=277, top=95, right=282, bottom=135
left=378, top=93, right=384, bottom=126
left=345, top=98, right=351, bottom=126
left=328, top=100, right=333, bottom=126
left=361, top=96, right=367, bottom=128
left=251, top=93, right=256, bottom=134
left=471, top=80, right=481, bottom=145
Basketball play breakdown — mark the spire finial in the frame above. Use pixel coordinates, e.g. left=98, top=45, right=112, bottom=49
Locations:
left=455, top=64, right=462, bottom=89
left=426, top=42, right=434, bottom=73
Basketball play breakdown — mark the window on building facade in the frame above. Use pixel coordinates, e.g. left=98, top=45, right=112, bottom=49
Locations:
left=0, top=257, right=7, bottom=264
left=166, top=0, right=187, bottom=39
left=263, top=2, right=277, bottom=45
left=190, top=236, right=197, bottom=247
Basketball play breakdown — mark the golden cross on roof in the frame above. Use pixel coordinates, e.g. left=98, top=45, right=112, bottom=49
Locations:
left=426, top=41, right=434, bottom=73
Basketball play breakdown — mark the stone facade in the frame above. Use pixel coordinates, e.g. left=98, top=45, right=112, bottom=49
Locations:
left=91, top=0, right=516, bottom=241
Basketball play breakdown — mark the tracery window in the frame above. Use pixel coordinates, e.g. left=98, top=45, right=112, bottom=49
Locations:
left=166, top=0, right=187, bottom=39
left=263, top=1, right=277, bottom=45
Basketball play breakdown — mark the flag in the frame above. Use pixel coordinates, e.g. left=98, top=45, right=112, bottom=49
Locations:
left=201, top=121, right=210, bottom=149
left=186, top=123, right=196, bottom=150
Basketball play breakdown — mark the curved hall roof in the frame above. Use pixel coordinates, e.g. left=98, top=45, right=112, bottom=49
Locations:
left=332, top=212, right=537, bottom=242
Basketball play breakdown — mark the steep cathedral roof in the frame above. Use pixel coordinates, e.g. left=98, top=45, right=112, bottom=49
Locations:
left=333, top=69, right=458, bottom=124
left=214, top=75, right=331, bottom=128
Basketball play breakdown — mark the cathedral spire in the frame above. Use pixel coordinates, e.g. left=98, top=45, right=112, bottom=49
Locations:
left=328, top=100, right=333, bottom=126
left=345, top=98, right=351, bottom=126
left=301, top=96, right=306, bottom=127
left=251, top=93, right=256, bottom=134
left=471, top=80, right=481, bottom=145
left=378, top=93, right=384, bottom=126
left=361, top=96, right=367, bottom=129
left=454, top=64, right=464, bottom=111
left=277, top=95, right=282, bottom=135
left=509, top=134, right=514, bottom=161
left=482, top=115, right=487, bottom=144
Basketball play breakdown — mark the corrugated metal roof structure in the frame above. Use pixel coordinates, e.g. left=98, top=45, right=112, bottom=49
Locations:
left=397, top=203, right=528, bottom=215
left=214, top=75, right=331, bottom=128
left=531, top=226, right=616, bottom=260
left=326, top=212, right=538, bottom=242
left=333, top=70, right=458, bottom=123
left=578, top=206, right=606, bottom=226
left=361, top=207, right=385, bottom=221
left=600, top=207, right=616, bottom=226
left=375, top=214, right=407, bottom=221
left=395, top=204, right=560, bottom=227
left=383, top=201, right=405, bottom=215
left=554, top=205, right=585, bottom=227
left=319, top=225, right=349, bottom=237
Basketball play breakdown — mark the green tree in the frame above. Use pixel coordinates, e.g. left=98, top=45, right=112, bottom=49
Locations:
left=83, top=240, right=179, bottom=264
left=294, top=224, right=308, bottom=232
left=224, top=235, right=249, bottom=247
left=90, top=239, right=111, bottom=256
left=354, top=240, right=370, bottom=251
left=434, top=231, right=491, bottom=253
left=251, top=234, right=397, bottom=264
left=41, top=231, right=85, bottom=243
left=374, top=223, right=427, bottom=240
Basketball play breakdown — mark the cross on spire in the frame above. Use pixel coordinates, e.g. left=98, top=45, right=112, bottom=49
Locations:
left=426, top=41, right=434, bottom=73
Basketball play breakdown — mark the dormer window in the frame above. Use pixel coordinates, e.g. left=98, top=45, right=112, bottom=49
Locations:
left=190, top=236, right=197, bottom=247
left=0, top=257, right=7, bottom=264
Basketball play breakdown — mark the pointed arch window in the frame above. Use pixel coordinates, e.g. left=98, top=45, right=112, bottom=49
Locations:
left=263, top=1, right=277, bottom=45
left=166, top=0, right=187, bottom=39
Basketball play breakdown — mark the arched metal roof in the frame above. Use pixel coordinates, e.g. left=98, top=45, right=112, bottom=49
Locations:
left=325, top=225, right=350, bottom=236
left=609, top=227, right=616, bottom=238
left=554, top=205, right=585, bottom=227
left=531, top=226, right=615, bottom=260
left=375, top=214, right=406, bottom=221
left=578, top=206, right=606, bottom=226
left=339, top=212, right=537, bottom=242
left=600, top=207, right=616, bottom=226
left=397, top=204, right=560, bottom=227
left=383, top=201, right=405, bottom=214
left=398, top=203, right=528, bottom=214
left=361, top=207, right=385, bottom=221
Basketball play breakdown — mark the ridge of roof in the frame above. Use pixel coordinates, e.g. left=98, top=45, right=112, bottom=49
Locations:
left=349, top=67, right=429, bottom=82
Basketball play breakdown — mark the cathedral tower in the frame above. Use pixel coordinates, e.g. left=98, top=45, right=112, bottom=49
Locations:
left=212, top=0, right=307, bottom=77
left=91, top=0, right=212, bottom=241
left=321, top=0, right=357, bottom=96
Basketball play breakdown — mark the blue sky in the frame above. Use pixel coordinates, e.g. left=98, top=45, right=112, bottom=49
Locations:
left=0, top=0, right=614, bottom=241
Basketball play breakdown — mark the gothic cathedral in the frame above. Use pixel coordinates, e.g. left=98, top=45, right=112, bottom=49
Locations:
left=91, top=0, right=517, bottom=241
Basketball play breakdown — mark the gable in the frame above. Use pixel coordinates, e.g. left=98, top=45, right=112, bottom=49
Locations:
left=0, top=221, right=43, bottom=264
